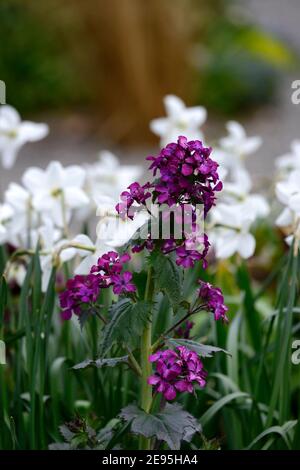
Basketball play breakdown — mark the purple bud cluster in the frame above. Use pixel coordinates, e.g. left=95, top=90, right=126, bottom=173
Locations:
left=198, top=281, right=228, bottom=322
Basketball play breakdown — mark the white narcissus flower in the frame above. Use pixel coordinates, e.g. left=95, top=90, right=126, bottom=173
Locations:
left=150, top=95, right=207, bottom=147
left=219, top=121, right=262, bottom=163
left=4, top=183, right=36, bottom=244
left=6, top=263, right=27, bottom=287
left=0, top=105, right=49, bottom=169
left=99, top=211, right=150, bottom=248
left=275, top=169, right=300, bottom=247
left=276, top=140, right=300, bottom=173
left=72, top=234, right=107, bottom=275
left=77, top=151, right=143, bottom=223
left=22, top=161, right=89, bottom=227
left=275, top=170, right=300, bottom=215
left=0, top=203, right=14, bottom=244
left=86, top=150, right=142, bottom=200
left=210, top=203, right=256, bottom=259
left=222, top=168, right=270, bottom=219
left=38, top=221, right=77, bottom=291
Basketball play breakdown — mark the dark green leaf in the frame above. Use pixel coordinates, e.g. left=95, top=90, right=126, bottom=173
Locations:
left=99, top=299, right=150, bottom=356
left=166, top=338, right=230, bottom=357
left=120, top=403, right=201, bottom=450
left=150, top=251, right=182, bottom=309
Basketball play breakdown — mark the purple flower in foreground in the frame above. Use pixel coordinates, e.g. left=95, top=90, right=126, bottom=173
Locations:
left=111, top=271, right=136, bottom=295
left=59, top=274, right=100, bottom=320
left=116, top=182, right=151, bottom=219
left=198, top=281, right=228, bottom=322
left=60, top=250, right=136, bottom=321
left=147, top=136, right=222, bottom=215
left=148, top=346, right=207, bottom=401
left=91, top=251, right=130, bottom=278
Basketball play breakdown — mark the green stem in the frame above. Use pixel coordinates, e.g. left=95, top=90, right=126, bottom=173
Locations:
left=139, top=266, right=154, bottom=450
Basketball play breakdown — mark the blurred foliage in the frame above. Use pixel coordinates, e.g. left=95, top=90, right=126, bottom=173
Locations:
left=0, top=0, right=86, bottom=112
left=0, top=0, right=298, bottom=123
left=197, top=6, right=297, bottom=114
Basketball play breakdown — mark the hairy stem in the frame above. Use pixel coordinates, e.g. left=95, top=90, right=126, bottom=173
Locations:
left=139, top=266, right=154, bottom=449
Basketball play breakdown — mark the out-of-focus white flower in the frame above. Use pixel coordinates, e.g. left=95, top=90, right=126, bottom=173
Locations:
left=222, top=167, right=270, bottom=219
left=219, top=121, right=262, bottom=164
left=210, top=203, right=256, bottom=259
left=22, top=161, right=89, bottom=227
left=275, top=170, right=300, bottom=215
left=150, top=95, right=207, bottom=147
left=4, top=183, right=36, bottom=244
left=0, top=203, right=14, bottom=244
left=276, top=140, right=300, bottom=173
left=38, top=221, right=76, bottom=291
left=77, top=151, right=143, bottom=223
left=100, top=211, right=150, bottom=248
left=275, top=170, right=300, bottom=247
left=0, top=105, right=49, bottom=169
left=87, top=151, right=142, bottom=200
left=6, top=263, right=27, bottom=287
left=71, top=234, right=106, bottom=275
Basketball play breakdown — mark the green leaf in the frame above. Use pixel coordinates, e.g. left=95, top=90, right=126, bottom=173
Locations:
left=73, top=355, right=129, bottom=370
left=96, top=421, right=118, bottom=449
left=120, top=403, right=201, bottom=450
left=150, top=251, right=182, bottom=309
left=200, top=392, right=250, bottom=428
left=166, top=338, right=230, bottom=358
left=59, top=424, right=75, bottom=443
left=99, top=299, right=150, bottom=356
left=246, top=420, right=296, bottom=450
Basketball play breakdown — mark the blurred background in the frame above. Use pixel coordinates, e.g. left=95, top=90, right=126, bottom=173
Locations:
left=0, top=0, right=300, bottom=180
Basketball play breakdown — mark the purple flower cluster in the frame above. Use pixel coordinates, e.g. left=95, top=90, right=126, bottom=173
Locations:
left=60, top=251, right=136, bottom=320
left=116, top=182, right=151, bottom=220
left=59, top=274, right=101, bottom=321
left=115, top=136, right=222, bottom=269
left=147, top=136, right=222, bottom=214
left=198, top=281, right=228, bottom=322
left=148, top=346, right=207, bottom=401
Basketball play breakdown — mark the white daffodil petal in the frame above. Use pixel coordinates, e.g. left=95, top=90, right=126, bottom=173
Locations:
left=238, top=233, right=256, bottom=258
left=276, top=208, right=293, bottom=227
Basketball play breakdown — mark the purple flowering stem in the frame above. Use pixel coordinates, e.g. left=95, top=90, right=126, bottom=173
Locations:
left=139, top=266, right=154, bottom=450
left=151, top=304, right=206, bottom=353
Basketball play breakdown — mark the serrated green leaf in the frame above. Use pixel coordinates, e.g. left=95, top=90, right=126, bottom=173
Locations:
left=166, top=338, right=230, bottom=357
left=120, top=403, right=201, bottom=450
left=150, top=251, right=182, bottom=309
left=99, top=299, right=150, bottom=356
left=59, top=424, right=75, bottom=443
